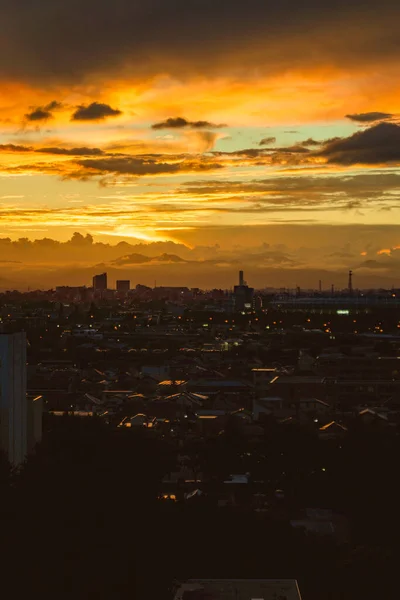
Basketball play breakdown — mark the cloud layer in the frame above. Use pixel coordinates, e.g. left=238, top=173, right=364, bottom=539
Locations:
left=2, top=229, right=400, bottom=291
left=259, top=137, right=276, bottom=146
left=152, top=117, right=225, bottom=129
left=0, top=1, right=399, bottom=280
left=1, top=1, right=400, bottom=84
left=346, top=112, right=394, bottom=123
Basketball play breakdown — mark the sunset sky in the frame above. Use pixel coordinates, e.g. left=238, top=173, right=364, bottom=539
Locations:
left=1, top=1, right=400, bottom=288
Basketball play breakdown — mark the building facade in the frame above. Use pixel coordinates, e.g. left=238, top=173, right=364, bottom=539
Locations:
left=116, top=280, right=130, bottom=292
left=92, top=272, right=108, bottom=291
left=233, top=270, right=254, bottom=311
left=0, top=332, right=28, bottom=466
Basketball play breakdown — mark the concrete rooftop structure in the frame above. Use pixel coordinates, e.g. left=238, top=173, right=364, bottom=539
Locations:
left=174, top=579, right=302, bottom=600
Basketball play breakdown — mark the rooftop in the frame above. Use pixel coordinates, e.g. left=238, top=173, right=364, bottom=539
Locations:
left=319, top=421, right=348, bottom=432
left=158, top=380, right=187, bottom=386
left=270, top=376, right=325, bottom=384
left=189, top=379, right=252, bottom=388
left=174, top=579, right=302, bottom=600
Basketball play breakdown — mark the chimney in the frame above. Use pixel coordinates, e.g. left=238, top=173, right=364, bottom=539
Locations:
left=348, top=270, right=353, bottom=294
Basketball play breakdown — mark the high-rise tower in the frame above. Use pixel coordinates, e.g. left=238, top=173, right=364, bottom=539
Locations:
left=93, top=272, right=108, bottom=291
left=0, top=332, right=28, bottom=466
left=234, top=270, right=254, bottom=311
left=116, top=280, right=130, bottom=293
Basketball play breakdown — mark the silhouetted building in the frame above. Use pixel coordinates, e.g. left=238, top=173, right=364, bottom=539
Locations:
left=254, top=295, right=263, bottom=310
left=93, top=272, right=107, bottom=291
left=55, top=286, right=89, bottom=302
left=116, top=280, right=130, bottom=293
left=0, top=332, right=27, bottom=466
left=233, top=270, right=254, bottom=311
left=27, top=394, right=43, bottom=454
left=348, top=270, right=353, bottom=294
left=153, top=286, right=191, bottom=301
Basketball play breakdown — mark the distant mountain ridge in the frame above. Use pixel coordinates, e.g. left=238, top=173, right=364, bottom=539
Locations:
left=111, top=253, right=186, bottom=266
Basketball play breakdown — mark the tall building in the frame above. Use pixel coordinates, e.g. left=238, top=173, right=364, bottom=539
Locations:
left=116, top=280, right=130, bottom=293
left=233, top=270, right=254, bottom=311
left=93, top=272, right=107, bottom=291
left=0, top=332, right=28, bottom=466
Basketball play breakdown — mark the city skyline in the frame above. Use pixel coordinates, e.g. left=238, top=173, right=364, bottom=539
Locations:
left=1, top=228, right=400, bottom=290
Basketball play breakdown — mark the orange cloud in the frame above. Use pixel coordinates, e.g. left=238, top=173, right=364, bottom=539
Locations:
left=377, top=245, right=400, bottom=255
left=1, top=66, right=400, bottom=132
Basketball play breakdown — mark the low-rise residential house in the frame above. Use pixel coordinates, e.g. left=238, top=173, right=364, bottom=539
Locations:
left=141, top=364, right=170, bottom=381
left=267, top=375, right=328, bottom=402
left=136, top=373, right=159, bottom=395
left=319, top=421, right=348, bottom=440
left=187, top=378, right=253, bottom=397
left=291, top=508, right=348, bottom=543
left=157, top=379, right=188, bottom=395
left=118, top=414, right=154, bottom=428
left=357, top=408, right=390, bottom=428
left=165, top=391, right=207, bottom=408
left=252, top=368, right=279, bottom=395
left=295, top=398, right=331, bottom=414
left=253, top=397, right=293, bottom=420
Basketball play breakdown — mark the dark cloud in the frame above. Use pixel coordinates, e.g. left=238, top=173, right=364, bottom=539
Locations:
left=25, top=100, right=63, bottom=122
left=36, top=146, right=104, bottom=156
left=0, top=144, right=104, bottom=156
left=259, top=137, right=276, bottom=146
left=112, top=253, right=152, bottom=265
left=300, top=138, right=321, bottom=147
left=46, top=101, right=63, bottom=111
left=152, top=117, right=225, bottom=130
left=217, top=148, right=264, bottom=158
left=3, top=1, right=399, bottom=85
left=357, top=259, right=389, bottom=270
left=316, top=122, right=400, bottom=165
left=180, top=172, right=400, bottom=206
left=25, top=108, right=51, bottom=122
left=74, top=156, right=224, bottom=176
left=71, top=102, right=122, bottom=121
left=322, top=136, right=343, bottom=145
left=346, top=112, right=394, bottom=123
left=213, top=145, right=309, bottom=159
left=0, top=144, right=32, bottom=152
left=279, top=145, right=310, bottom=154
left=111, top=252, right=186, bottom=265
